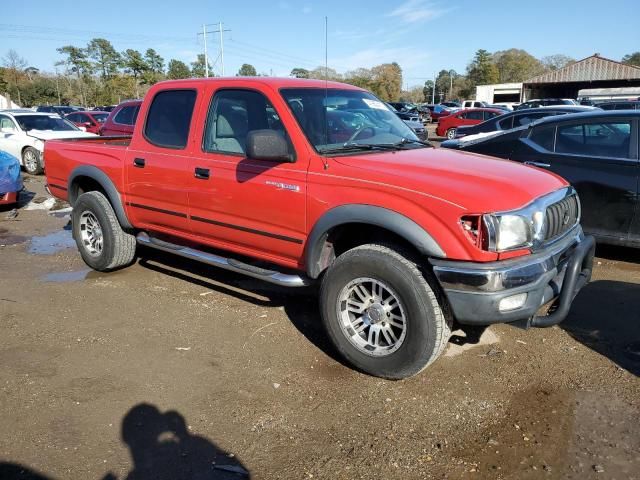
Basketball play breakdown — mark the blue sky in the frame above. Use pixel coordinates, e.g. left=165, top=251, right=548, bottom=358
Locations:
left=3, top=0, right=639, bottom=87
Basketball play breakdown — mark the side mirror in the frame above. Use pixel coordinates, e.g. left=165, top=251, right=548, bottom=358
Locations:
left=246, top=130, right=294, bottom=162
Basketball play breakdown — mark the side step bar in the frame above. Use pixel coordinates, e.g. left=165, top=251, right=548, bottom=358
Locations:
left=136, top=232, right=311, bottom=287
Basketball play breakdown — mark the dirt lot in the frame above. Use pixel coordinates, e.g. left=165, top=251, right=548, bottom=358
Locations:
left=1, top=173, right=639, bottom=480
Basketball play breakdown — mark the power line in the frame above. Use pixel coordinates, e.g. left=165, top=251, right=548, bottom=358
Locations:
left=197, top=23, right=231, bottom=77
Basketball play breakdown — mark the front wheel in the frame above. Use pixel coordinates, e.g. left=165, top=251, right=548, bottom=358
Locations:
left=72, top=191, right=136, bottom=271
left=320, top=244, right=451, bottom=379
left=22, top=147, right=43, bottom=175
left=446, top=128, right=457, bottom=140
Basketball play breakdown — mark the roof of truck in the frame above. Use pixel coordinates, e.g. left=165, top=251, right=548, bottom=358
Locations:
left=155, top=77, right=364, bottom=90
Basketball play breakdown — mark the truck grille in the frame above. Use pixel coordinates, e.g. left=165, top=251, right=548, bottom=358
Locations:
left=544, top=194, right=579, bottom=241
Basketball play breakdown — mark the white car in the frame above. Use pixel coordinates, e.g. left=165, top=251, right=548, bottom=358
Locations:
left=0, top=111, right=97, bottom=175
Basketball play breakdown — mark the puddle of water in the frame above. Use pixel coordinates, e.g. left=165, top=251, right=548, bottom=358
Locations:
left=28, top=230, right=76, bottom=255
left=42, top=269, right=91, bottom=283
left=0, top=228, right=27, bottom=246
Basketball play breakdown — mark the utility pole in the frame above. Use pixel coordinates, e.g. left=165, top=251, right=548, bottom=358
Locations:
left=198, top=23, right=231, bottom=77
left=431, top=72, right=436, bottom=104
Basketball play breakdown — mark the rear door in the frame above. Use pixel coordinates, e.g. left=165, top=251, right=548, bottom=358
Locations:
left=520, top=118, right=639, bottom=240
left=124, top=89, right=198, bottom=235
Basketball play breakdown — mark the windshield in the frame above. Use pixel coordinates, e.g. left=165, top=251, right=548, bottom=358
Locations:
left=92, top=113, right=108, bottom=123
left=280, top=88, right=420, bottom=153
left=15, top=115, right=79, bottom=132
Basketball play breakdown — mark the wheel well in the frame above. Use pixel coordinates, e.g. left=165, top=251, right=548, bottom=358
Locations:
left=317, top=223, right=422, bottom=275
left=69, top=175, right=107, bottom=205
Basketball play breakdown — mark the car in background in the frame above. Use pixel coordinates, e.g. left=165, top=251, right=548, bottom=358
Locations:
left=92, top=105, right=117, bottom=112
left=388, top=102, right=431, bottom=124
left=0, top=151, right=22, bottom=206
left=35, top=105, right=76, bottom=116
left=492, top=102, right=520, bottom=110
left=460, top=100, right=490, bottom=109
left=441, top=110, right=640, bottom=247
left=515, top=98, right=577, bottom=110
left=0, top=111, right=96, bottom=174
left=440, top=101, right=461, bottom=108
left=453, top=106, right=595, bottom=139
left=435, top=108, right=503, bottom=139
left=598, top=101, right=640, bottom=111
left=425, top=104, right=455, bottom=122
left=65, top=111, right=109, bottom=134
left=99, top=100, right=142, bottom=136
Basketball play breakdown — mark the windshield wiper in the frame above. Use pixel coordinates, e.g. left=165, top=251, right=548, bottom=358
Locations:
left=393, top=137, right=433, bottom=148
left=319, top=142, right=403, bottom=154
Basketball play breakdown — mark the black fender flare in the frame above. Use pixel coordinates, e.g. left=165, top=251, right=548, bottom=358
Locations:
left=67, top=165, right=133, bottom=230
left=305, top=204, right=446, bottom=278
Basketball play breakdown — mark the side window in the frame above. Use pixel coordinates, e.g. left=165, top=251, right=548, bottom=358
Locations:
left=498, top=116, right=513, bottom=130
left=203, top=89, right=288, bottom=155
left=556, top=122, right=631, bottom=158
left=144, top=90, right=197, bottom=149
left=528, top=124, right=556, bottom=151
left=0, top=116, right=16, bottom=130
left=599, top=103, right=615, bottom=111
left=465, top=111, right=484, bottom=120
left=66, top=113, right=77, bottom=122
left=514, top=112, right=551, bottom=127
left=483, top=111, right=499, bottom=120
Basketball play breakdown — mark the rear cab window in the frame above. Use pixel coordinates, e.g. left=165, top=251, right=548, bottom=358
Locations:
left=144, top=90, right=197, bottom=149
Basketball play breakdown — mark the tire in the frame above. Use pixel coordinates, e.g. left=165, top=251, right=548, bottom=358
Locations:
left=320, top=244, right=452, bottom=379
left=72, top=191, right=136, bottom=271
left=22, top=147, right=43, bottom=175
left=446, top=128, right=457, bottom=140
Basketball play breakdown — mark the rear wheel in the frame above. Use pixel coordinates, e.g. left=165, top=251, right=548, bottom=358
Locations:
left=446, top=128, right=457, bottom=140
left=320, top=244, right=451, bottom=379
left=72, top=191, right=136, bottom=271
left=22, top=147, right=43, bottom=175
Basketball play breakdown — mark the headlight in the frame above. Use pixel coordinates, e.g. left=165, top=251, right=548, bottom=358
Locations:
left=484, top=209, right=546, bottom=252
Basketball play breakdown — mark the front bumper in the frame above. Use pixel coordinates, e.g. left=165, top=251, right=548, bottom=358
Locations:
left=431, top=228, right=595, bottom=328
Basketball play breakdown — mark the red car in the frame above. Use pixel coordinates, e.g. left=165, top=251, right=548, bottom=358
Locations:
left=44, top=78, right=594, bottom=379
left=99, top=100, right=142, bottom=136
left=65, top=111, right=109, bottom=134
left=436, top=108, right=503, bottom=139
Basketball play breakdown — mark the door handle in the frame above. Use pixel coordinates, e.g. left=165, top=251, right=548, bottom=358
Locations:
left=133, top=157, right=145, bottom=168
left=524, top=161, right=551, bottom=168
left=194, top=167, right=210, bottom=179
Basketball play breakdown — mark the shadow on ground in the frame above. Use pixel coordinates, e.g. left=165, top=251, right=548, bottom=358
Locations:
left=0, top=403, right=249, bottom=480
left=562, top=280, right=640, bottom=376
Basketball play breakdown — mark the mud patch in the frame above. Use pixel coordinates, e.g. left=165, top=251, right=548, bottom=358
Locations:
left=42, top=269, right=91, bottom=283
left=0, top=227, right=27, bottom=246
left=28, top=229, right=75, bottom=255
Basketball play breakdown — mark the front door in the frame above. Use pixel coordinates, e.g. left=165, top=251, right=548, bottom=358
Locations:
left=0, top=115, right=24, bottom=159
left=188, top=87, right=308, bottom=265
left=124, top=89, right=198, bottom=235
left=522, top=118, right=639, bottom=240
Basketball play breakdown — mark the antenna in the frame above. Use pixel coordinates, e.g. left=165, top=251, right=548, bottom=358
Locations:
left=323, top=16, right=329, bottom=166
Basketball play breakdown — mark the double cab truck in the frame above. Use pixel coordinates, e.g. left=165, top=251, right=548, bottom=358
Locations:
left=44, top=78, right=595, bottom=379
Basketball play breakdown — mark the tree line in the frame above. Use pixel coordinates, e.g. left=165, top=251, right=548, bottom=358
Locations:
left=1, top=37, right=639, bottom=108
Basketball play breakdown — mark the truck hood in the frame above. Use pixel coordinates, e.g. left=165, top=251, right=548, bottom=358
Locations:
left=27, top=130, right=97, bottom=141
left=334, top=147, right=567, bottom=213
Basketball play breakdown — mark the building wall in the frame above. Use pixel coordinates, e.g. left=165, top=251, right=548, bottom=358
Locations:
left=0, top=94, right=20, bottom=109
left=475, top=83, right=523, bottom=103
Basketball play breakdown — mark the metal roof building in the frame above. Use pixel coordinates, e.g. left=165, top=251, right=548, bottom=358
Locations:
left=523, top=54, right=640, bottom=100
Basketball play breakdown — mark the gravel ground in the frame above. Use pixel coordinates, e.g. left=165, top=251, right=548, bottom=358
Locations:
left=0, top=172, right=638, bottom=480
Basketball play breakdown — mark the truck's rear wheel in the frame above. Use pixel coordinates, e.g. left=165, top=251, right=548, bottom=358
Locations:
left=72, top=191, right=136, bottom=271
left=320, top=244, right=451, bottom=379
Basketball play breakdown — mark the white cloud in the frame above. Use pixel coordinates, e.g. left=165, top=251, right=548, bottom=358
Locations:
left=332, top=46, right=432, bottom=72
left=387, top=0, right=448, bottom=23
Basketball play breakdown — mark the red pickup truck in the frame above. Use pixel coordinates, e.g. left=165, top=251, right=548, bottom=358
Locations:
left=44, top=78, right=595, bottom=379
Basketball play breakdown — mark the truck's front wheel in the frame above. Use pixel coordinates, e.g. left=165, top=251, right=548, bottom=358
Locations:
left=72, top=191, right=136, bottom=271
left=320, top=244, right=451, bottom=379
